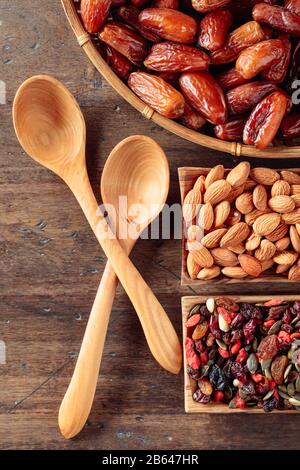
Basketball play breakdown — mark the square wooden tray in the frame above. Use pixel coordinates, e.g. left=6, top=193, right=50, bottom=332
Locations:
left=182, top=294, right=300, bottom=414
left=178, top=167, right=300, bottom=290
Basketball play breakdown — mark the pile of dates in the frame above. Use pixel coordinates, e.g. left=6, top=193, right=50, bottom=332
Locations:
left=185, top=297, right=300, bottom=411
left=81, top=0, right=300, bottom=149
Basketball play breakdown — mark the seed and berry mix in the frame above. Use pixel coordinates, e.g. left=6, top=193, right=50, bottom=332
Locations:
left=185, top=297, right=300, bottom=411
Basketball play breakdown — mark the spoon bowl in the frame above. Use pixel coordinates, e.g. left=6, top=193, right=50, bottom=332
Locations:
left=13, top=75, right=85, bottom=174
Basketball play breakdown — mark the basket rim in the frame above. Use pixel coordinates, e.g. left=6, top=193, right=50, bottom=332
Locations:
left=61, top=0, right=300, bottom=159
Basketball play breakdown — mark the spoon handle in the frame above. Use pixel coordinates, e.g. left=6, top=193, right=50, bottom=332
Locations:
left=59, top=261, right=118, bottom=439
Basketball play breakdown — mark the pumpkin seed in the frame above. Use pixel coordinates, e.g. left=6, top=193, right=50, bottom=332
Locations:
left=294, top=392, right=300, bottom=400
left=268, top=320, right=282, bottom=335
left=291, top=316, right=299, bottom=325
left=223, top=386, right=233, bottom=402
left=218, top=314, right=230, bottom=332
left=284, top=363, right=293, bottom=381
left=244, top=344, right=252, bottom=353
left=263, top=389, right=274, bottom=401
left=216, top=338, right=227, bottom=350
left=261, top=358, right=272, bottom=370
left=296, top=364, right=300, bottom=373
left=265, top=367, right=272, bottom=380
left=287, top=382, right=295, bottom=396
left=206, top=298, right=215, bottom=314
left=228, top=399, right=236, bottom=409
left=278, top=390, right=290, bottom=400
left=289, top=397, right=300, bottom=406
left=246, top=401, right=258, bottom=406
left=278, top=384, right=287, bottom=393
left=199, top=364, right=210, bottom=379
left=252, top=338, right=258, bottom=352
left=189, top=304, right=201, bottom=316
left=296, top=375, right=300, bottom=393
left=247, top=353, right=258, bottom=374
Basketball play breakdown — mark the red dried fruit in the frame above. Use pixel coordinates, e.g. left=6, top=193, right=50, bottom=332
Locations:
left=179, top=103, right=206, bottom=130
left=291, top=332, right=300, bottom=339
left=198, top=378, right=213, bottom=395
left=236, top=39, right=286, bottom=80
left=144, top=42, right=210, bottom=73
left=153, top=0, right=179, bottom=8
left=226, top=81, right=278, bottom=115
left=251, top=373, right=264, bottom=383
left=262, top=36, right=291, bottom=83
left=130, top=0, right=149, bottom=7
left=185, top=313, right=201, bottom=327
left=214, top=391, right=224, bottom=401
left=278, top=330, right=292, bottom=343
left=139, top=8, right=197, bottom=43
left=270, top=355, right=288, bottom=384
left=218, top=347, right=230, bottom=358
left=81, top=0, right=112, bottom=34
left=253, top=3, right=300, bottom=35
left=214, top=116, right=247, bottom=141
left=285, top=0, right=300, bottom=16
left=243, top=91, right=288, bottom=149
left=185, top=337, right=201, bottom=369
left=117, top=6, right=160, bottom=42
left=264, top=319, right=275, bottom=330
left=192, top=321, right=209, bottom=339
left=101, top=43, right=134, bottom=79
left=179, top=71, right=227, bottom=124
left=236, top=396, right=246, bottom=409
left=281, top=113, right=300, bottom=139
left=200, top=351, right=209, bottom=365
left=128, top=72, right=185, bottom=118
left=217, top=306, right=232, bottom=325
left=236, top=348, right=248, bottom=363
left=191, top=0, right=231, bottom=12
left=198, top=8, right=233, bottom=52
left=99, top=22, right=148, bottom=65
left=257, top=334, right=279, bottom=360
left=230, top=340, right=242, bottom=356
left=216, top=67, right=249, bottom=91
left=264, top=298, right=284, bottom=307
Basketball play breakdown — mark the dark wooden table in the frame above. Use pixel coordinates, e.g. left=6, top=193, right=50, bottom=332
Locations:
left=1, top=0, right=300, bottom=450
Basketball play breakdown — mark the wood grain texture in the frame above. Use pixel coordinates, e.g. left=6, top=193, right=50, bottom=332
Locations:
left=0, top=0, right=300, bottom=450
left=182, top=295, right=300, bottom=414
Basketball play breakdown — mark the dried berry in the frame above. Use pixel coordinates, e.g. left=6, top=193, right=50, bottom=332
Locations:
left=244, top=318, right=258, bottom=344
left=193, top=389, right=211, bottom=403
left=257, top=334, right=279, bottom=360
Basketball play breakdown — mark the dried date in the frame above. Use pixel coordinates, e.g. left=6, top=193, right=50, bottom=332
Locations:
left=198, top=8, right=233, bottom=52
left=214, top=116, right=247, bottom=141
left=81, top=0, right=112, bottom=34
left=191, top=0, right=231, bottom=12
left=101, top=43, right=134, bottom=79
left=139, top=8, right=197, bottom=43
left=216, top=67, right=249, bottom=91
left=281, top=113, right=300, bottom=139
left=253, top=3, right=300, bottom=35
left=117, top=6, right=160, bottom=43
left=179, top=103, right=207, bottom=130
left=226, top=81, right=278, bottom=115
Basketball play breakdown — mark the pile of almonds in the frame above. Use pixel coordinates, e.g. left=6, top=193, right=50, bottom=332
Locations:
left=184, top=162, right=300, bottom=281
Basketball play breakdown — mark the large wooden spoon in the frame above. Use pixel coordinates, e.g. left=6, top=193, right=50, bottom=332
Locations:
left=12, top=75, right=182, bottom=420
left=58, top=135, right=171, bottom=438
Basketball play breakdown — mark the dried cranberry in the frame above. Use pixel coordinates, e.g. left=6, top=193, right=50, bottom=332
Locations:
left=209, top=315, right=222, bottom=339
left=187, top=366, right=201, bottom=380
left=200, top=305, right=211, bottom=317
left=222, top=359, right=233, bottom=379
left=193, top=389, right=211, bottom=403
left=283, top=308, right=292, bottom=324
left=255, top=376, right=269, bottom=395
left=231, top=362, right=249, bottom=384
left=293, top=301, right=300, bottom=313
left=231, top=329, right=243, bottom=343
left=240, top=381, right=256, bottom=400
left=223, top=331, right=231, bottom=345
left=239, top=303, right=252, bottom=321
left=231, top=313, right=244, bottom=329
left=263, top=396, right=277, bottom=413
left=278, top=340, right=290, bottom=351
left=195, top=338, right=206, bottom=353
left=281, top=323, right=293, bottom=334
left=243, top=318, right=258, bottom=344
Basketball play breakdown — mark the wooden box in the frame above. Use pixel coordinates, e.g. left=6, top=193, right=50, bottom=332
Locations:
left=182, top=294, right=300, bottom=414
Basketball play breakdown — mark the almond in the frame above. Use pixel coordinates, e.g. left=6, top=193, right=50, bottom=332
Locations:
left=238, top=254, right=262, bottom=277
left=288, top=263, right=300, bottom=280
left=253, top=212, right=281, bottom=236
left=198, top=202, right=214, bottom=231
left=226, top=161, right=250, bottom=188
left=253, top=185, right=268, bottom=211
left=296, top=224, right=300, bottom=236
left=227, top=243, right=245, bottom=254
left=221, top=266, right=248, bottom=279
left=268, top=195, right=295, bottom=213
left=227, top=184, right=245, bottom=204
left=291, top=185, right=300, bottom=195
left=281, top=170, right=300, bottom=185
left=245, top=233, right=261, bottom=251
left=204, top=179, right=232, bottom=205
left=273, top=250, right=298, bottom=265
left=187, top=252, right=201, bottom=279
left=250, top=167, right=280, bottom=186
left=244, top=179, right=256, bottom=191
left=271, top=180, right=291, bottom=197
left=187, top=240, right=214, bottom=268
left=291, top=194, right=300, bottom=208
left=183, top=188, right=202, bottom=222
left=290, top=226, right=300, bottom=253
left=255, top=239, right=276, bottom=261
left=201, top=228, right=227, bottom=248
left=282, top=209, right=300, bottom=224
left=261, top=258, right=274, bottom=272
left=276, top=263, right=291, bottom=274
left=214, top=200, right=231, bottom=227
left=193, top=174, right=206, bottom=193
left=235, top=192, right=254, bottom=215
left=187, top=224, right=202, bottom=241
left=275, top=237, right=290, bottom=251
left=211, top=247, right=238, bottom=267
left=197, top=265, right=221, bottom=280
left=205, top=165, right=224, bottom=189
left=245, top=208, right=270, bottom=226
left=266, top=223, right=289, bottom=242
left=226, top=209, right=242, bottom=226
left=220, top=222, right=250, bottom=247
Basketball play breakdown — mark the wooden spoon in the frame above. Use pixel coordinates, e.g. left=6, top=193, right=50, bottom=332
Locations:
left=58, top=135, right=171, bottom=438
left=12, top=75, right=182, bottom=430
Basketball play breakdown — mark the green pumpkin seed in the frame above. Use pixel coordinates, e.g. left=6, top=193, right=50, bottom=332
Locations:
left=287, top=382, right=295, bottom=397
left=261, top=358, right=272, bottom=370
left=252, top=338, right=258, bottom=352
left=216, top=338, right=227, bottom=350
left=189, top=304, right=201, bottom=316
left=228, top=399, right=236, bottom=409
left=246, top=401, right=258, bottom=406
left=265, top=367, right=272, bottom=381
left=284, top=363, right=293, bottom=382
left=288, top=349, right=293, bottom=360
left=263, top=389, right=274, bottom=401
left=289, top=397, right=300, bottom=406
left=296, top=375, right=300, bottom=393
left=278, top=384, right=287, bottom=393
left=278, top=390, right=290, bottom=400
left=199, top=364, right=210, bottom=379
left=247, top=353, right=258, bottom=374
left=268, top=320, right=282, bottom=335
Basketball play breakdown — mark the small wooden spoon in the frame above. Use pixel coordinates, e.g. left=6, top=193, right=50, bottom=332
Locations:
left=13, top=75, right=182, bottom=432
left=59, top=135, right=171, bottom=438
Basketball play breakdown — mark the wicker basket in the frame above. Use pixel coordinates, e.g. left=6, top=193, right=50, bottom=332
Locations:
left=62, top=0, right=300, bottom=159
